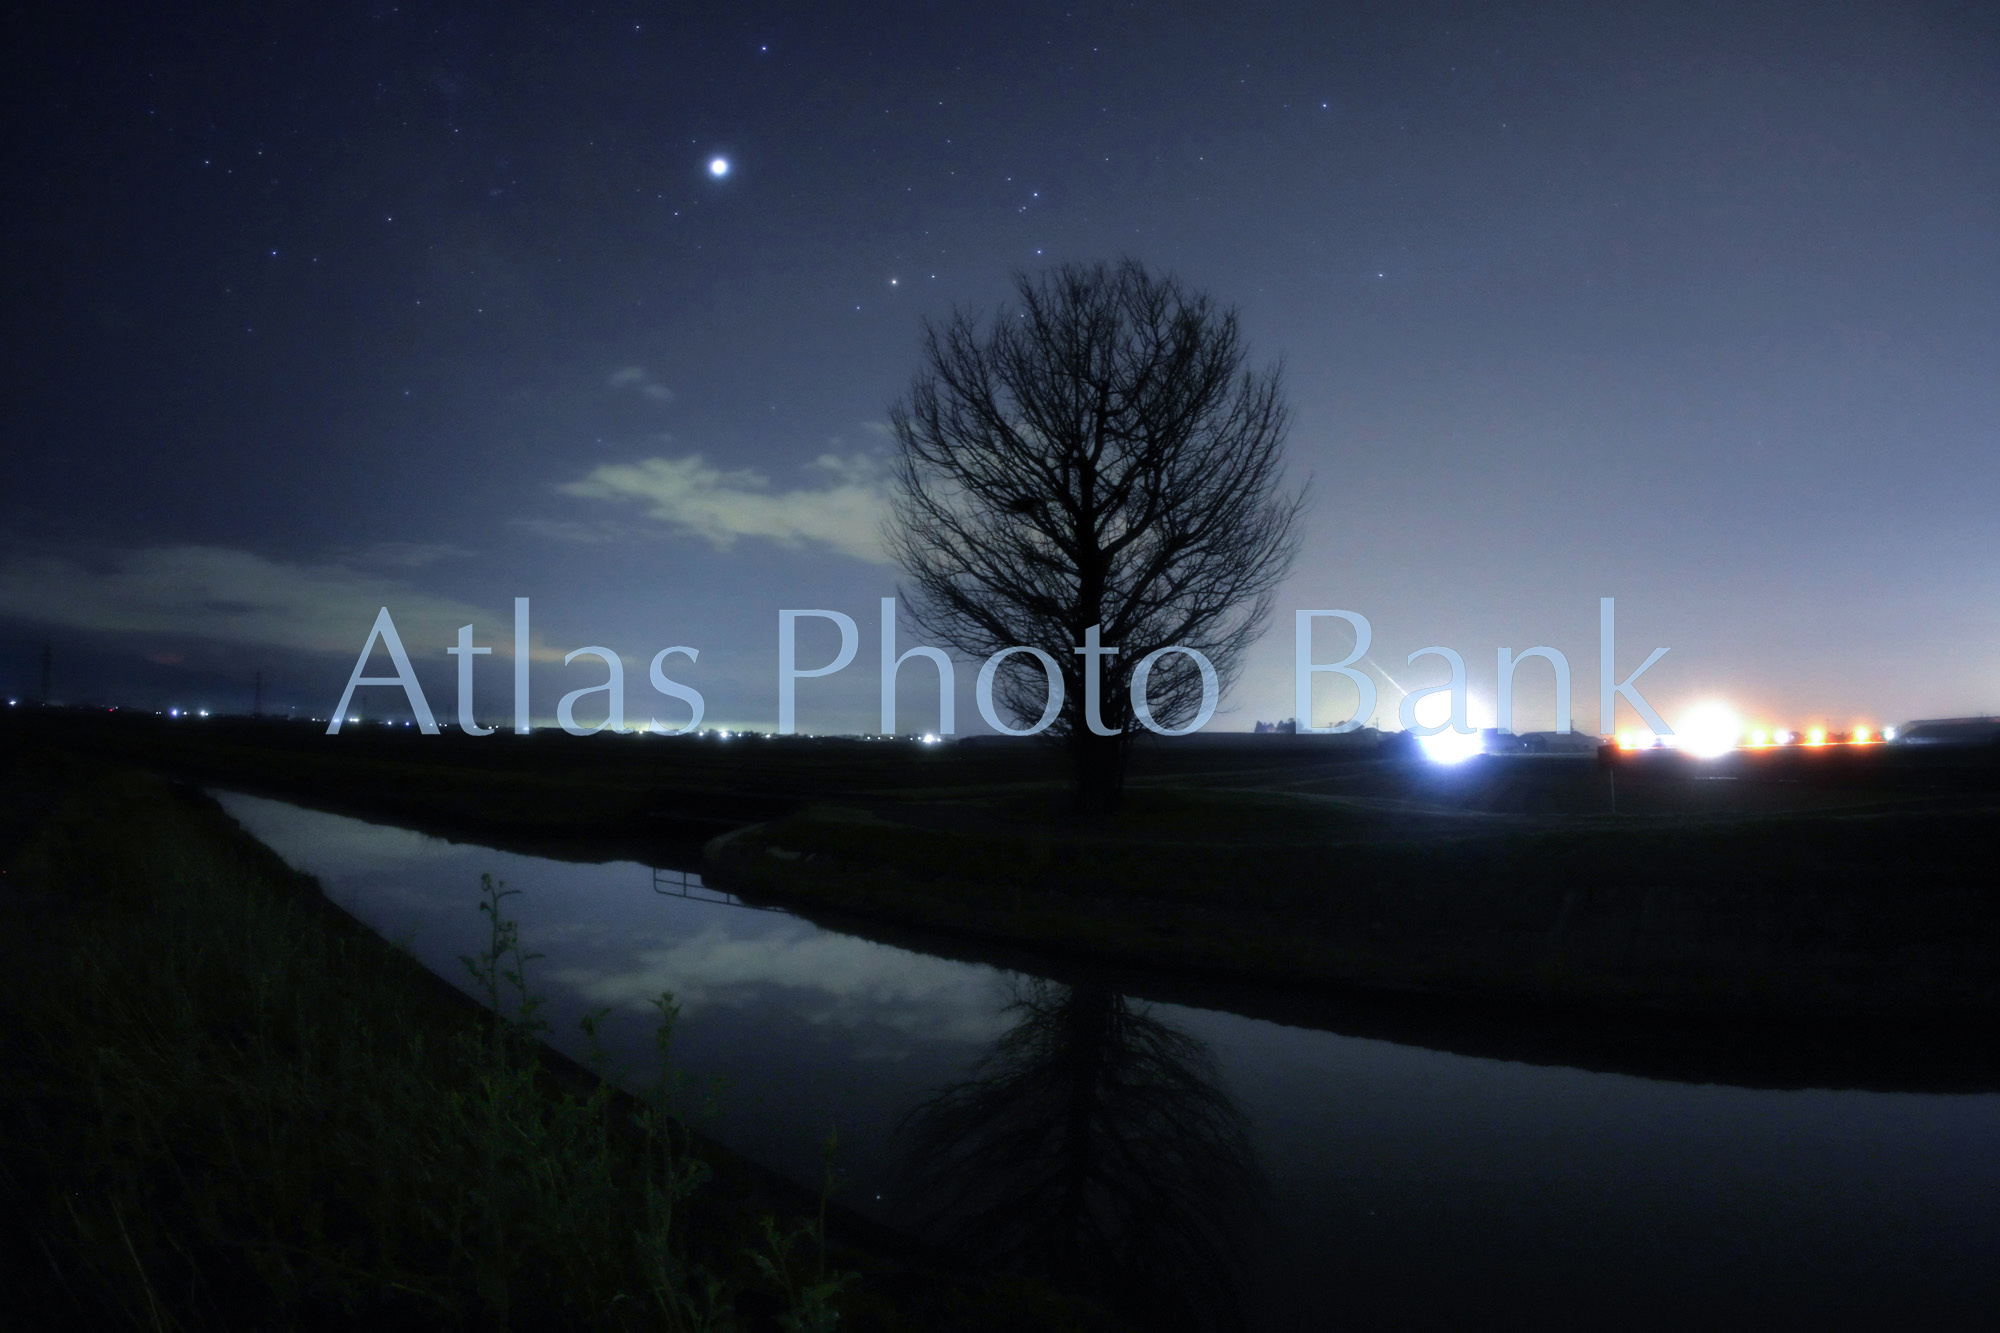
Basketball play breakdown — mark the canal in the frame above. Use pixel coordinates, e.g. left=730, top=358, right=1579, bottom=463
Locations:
left=215, top=790, right=2000, bottom=1329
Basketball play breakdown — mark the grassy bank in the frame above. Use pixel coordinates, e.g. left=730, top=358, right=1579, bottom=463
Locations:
left=0, top=748, right=1111, bottom=1331
left=707, top=792, right=2000, bottom=1020
left=35, top=711, right=1070, bottom=861
left=21, top=708, right=2000, bottom=1022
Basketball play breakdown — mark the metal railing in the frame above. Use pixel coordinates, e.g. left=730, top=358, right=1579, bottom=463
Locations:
left=650, top=866, right=784, bottom=912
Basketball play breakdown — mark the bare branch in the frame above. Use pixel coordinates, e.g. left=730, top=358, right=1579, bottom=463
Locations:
left=886, top=261, right=1308, bottom=810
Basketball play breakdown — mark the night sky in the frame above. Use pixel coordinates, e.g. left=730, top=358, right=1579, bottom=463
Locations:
left=7, top=1, right=1998, bottom=737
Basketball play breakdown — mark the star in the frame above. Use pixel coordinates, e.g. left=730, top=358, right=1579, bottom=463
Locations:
left=708, top=157, right=730, bottom=177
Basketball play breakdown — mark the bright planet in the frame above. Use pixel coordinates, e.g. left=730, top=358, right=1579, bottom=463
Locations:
left=708, top=156, right=729, bottom=177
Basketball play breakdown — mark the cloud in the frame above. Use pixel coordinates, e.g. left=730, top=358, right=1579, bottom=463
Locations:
left=0, top=544, right=563, bottom=661
left=549, top=920, right=1013, bottom=1044
left=511, top=516, right=661, bottom=545
left=344, top=541, right=479, bottom=568
left=557, top=452, right=892, bottom=562
left=608, top=365, right=674, bottom=402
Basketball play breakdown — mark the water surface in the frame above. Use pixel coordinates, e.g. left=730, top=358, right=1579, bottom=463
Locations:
left=216, top=791, right=2000, bottom=1329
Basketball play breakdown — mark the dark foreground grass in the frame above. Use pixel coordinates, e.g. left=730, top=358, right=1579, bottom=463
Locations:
left=0, top=757, right=839, bottom=1329
left=0, top=753, right=1113, bottom=1332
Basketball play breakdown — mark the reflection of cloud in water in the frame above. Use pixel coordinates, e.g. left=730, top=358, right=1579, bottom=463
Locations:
left=215, top=792, right=464, bottom=875
left=550, top=922, right=1014, bottom=1046
left=526, top=919, right=632, bottom=948
left=215, top=793, right=1014, bottom=1052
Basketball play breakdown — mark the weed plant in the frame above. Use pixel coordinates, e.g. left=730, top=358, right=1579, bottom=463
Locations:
left=0, top=762, right=852, bottom=1330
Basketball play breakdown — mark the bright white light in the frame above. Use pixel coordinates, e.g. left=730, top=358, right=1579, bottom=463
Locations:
left=922, top=733, right=940, bottom=744
left=708, top=157, right=730, bottom=177
left=197, top=708, right=209, bottom=718
left=1883, top=726, right=1897, bottom=741
left=1418, top=729, right=1483, bottom=764
left=1678, top=702, right=1741, bottom=758
left=169, top=708, right=180, bottom=717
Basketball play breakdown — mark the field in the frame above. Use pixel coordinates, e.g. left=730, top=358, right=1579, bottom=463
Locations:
left=20, top=708, right=2000, bottom=1023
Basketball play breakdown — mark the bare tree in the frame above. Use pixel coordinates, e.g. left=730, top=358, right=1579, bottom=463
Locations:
left=897, top=980, right=1264, bottom=1331
left=887, top=259, right=1307, bottom=813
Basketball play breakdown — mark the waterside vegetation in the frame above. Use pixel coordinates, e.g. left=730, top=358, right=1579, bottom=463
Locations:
left=0, top=744, right=1113, bottom=1331
left=20, top=708, right=2000, bottom=1026
left=706, top=781, right=2000, bottom=1022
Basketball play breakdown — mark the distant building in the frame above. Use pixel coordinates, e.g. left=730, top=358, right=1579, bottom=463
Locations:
left=1513, top=729, right=1601, bottom=754
left=1893, top=716, right=2000, bottom=746
left=1253, top=718, right=1297, bottom=734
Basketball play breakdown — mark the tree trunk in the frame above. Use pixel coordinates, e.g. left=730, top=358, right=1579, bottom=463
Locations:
left=1069, top=728, right=1129, bottom=816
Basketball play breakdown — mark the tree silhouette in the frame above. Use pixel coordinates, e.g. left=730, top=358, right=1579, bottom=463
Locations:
left=897, top=981, right=1264, bottom=1331
left=887, top=260, right=1306, bottom=813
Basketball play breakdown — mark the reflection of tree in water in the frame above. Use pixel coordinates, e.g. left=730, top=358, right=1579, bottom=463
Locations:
left=899, top=981, right=1263, bottom=1331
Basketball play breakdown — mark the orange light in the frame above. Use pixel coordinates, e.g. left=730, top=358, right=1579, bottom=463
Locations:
left=1853, top=726, right=1871, bottom=743
left=1618, top=731, right=1637, bottom=750
left=1749, top=729, right=1768, bottom=747
left=1808, top=727, right=1826, bottom=746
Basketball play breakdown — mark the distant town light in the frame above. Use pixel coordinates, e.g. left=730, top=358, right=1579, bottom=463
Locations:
left=1418, top=729, right=1483, bottom=764
left=1678, top=702, right=1741, bottom=759
left=1807, top=727, right=1827, bottom=746
left=1853, top=726, right=1872, bottom=743
left=1748, top=729, right=1768, bottom=747
left=1883, top=726, right=1897, bottom=741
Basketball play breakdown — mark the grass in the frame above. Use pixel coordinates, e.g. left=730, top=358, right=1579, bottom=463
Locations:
left=0, top=748, right=1121, bottom=1331
left=33, top=709, right=1071, bottom=861
left=0, top=756, right=868, bottom=1330
left=710, top=791, right=2000, bottom=1020
left=31, top=706, right=1997, bottom=1020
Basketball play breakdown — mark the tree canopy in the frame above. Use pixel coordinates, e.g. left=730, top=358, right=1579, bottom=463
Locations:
left=887, top=259, right=1306, bottom=812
